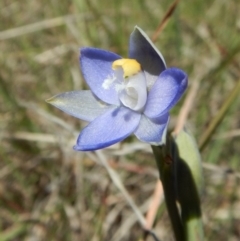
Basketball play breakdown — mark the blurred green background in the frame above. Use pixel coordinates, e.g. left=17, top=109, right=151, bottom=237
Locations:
left=1, top=0, right=240, bottom=240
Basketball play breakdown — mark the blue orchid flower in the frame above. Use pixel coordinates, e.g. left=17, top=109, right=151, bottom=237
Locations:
left=47, top=26, right=188, bottom=151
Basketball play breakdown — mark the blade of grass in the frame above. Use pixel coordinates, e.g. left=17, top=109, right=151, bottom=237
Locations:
left=0, top=224, right=27, bottom=241
left=144, top=180, right=164, bottom=230
left=0, top=15, right=87, bottom=40
left=151, top=0, right=180, bottom=43
left=199, top=79, right=240, bottom=151
left=95, top=150, right=146, bottom=227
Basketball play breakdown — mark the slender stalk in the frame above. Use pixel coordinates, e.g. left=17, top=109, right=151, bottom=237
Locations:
left=151, top=145, right=184, bottom=241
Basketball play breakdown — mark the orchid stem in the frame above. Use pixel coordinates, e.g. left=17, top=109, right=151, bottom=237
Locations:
left=151, top=145, right=184, bottom=241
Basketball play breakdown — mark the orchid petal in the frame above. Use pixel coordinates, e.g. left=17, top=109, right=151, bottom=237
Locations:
left=74, top=107, right=141, bottom=151
left=129, top=26, right=166, bottom=82
left=144, top=68, right=188, bottom=118
left=80, top=48, right=121, bottom=105
left=46, top=90, right=114, bottom=122
left=134, top=113, right=169, bottom=145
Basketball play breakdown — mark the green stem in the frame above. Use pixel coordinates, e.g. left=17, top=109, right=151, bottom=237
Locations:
left=151, top=145, right=184, bottom=241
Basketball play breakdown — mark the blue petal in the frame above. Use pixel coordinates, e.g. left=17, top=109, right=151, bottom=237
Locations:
left=144, top=68, right=188, bottom=119
left=134, top=113, right=169, bottom=145
left=80, top=47, right=122, bottom=105
left=129, top=26, right=166, bottom=77
left=74, top=107, right=141, bottom=151
left=47, top=90, right=115, bottom=122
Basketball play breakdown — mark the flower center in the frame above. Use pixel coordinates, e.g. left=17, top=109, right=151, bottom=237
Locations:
left=102, top=58, right=147, bottom=112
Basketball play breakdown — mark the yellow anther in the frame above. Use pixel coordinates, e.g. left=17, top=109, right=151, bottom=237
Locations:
left=112, top=59, right=141, bottom=78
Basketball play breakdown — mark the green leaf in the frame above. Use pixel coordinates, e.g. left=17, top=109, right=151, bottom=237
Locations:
left=173, top=128, right=204, bottom=241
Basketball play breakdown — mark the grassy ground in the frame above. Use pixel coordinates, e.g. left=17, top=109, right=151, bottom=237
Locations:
left=1, top=0, right=240, bottom=240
